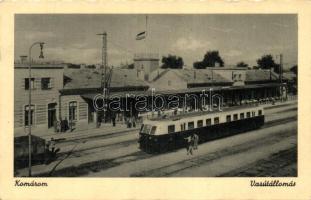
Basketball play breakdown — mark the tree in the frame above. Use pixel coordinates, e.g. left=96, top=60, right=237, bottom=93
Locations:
left=193, top=51, right=224, bottom=69
left=257, top=54, right=282, bottom=74
left=257, top=54, right=277, bottom=69
left=161, top=55, right=184, bottom=69
left=236, top=61, right=248, bottom=68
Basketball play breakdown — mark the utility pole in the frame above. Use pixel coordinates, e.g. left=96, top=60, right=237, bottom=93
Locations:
left=97, top=32, right=108, bottom=123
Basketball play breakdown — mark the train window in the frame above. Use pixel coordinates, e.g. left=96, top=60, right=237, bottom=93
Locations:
left=188, top=121, right=194, bottom=129
left=240, top=113, right=245, bottom=119
left=226, top=115, right=231, bottom=122
left=150, top=126, right=157, bottom=135
left=252, top=111, right=255, bottom=117
left=206, top=118, right=212, bottom=126
left=141, top=124, right=152, bottom=134
left=258, top=110, right=262, bottom=116
left=246, top=112, right=251, bottom=118
left=168, top=125, right=175, bottom=133
left=197, top=120, right=203, bottom=128
left=181, top=123, right=186, bottom=131
left=233, top=114, right=238, bottom=121
left=214, top=117, right=219, bottom=124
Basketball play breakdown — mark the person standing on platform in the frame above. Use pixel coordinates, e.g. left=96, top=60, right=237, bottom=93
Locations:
left=193, top=133, right=199, bottom=150
left=184, top=135, right=193, bottom=155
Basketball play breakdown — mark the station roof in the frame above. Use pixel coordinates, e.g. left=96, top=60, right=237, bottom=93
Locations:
left=63, top=68, right=149, bottom=90
left=245, top=70, right=279, bottom=82
left=80, top=83, right=283, bottom=99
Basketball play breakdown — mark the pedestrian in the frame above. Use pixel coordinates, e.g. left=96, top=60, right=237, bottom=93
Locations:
left=193, top=133, right=199, bottom=150
left=184, top=134, right=193, bottom=155
left=53, top=119, right=58, bottom=132
left=64, top=117, right=69, bottom=132
left=132, top=116, right=136, bottom=128
left=112, top=112, right=116, bottom=127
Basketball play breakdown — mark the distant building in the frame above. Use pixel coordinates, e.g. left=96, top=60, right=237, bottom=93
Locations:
left=134, top=53, right=159, bottom=81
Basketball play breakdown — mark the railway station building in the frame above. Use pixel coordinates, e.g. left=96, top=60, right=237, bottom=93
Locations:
left=14, top=56, right=289, bottom=137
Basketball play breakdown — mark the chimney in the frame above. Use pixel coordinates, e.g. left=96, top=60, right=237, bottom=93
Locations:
left=20, top=55, right=27, bottom=64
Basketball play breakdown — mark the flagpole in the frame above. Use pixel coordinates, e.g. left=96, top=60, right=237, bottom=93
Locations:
left=145, top=15, right=148, bottom=56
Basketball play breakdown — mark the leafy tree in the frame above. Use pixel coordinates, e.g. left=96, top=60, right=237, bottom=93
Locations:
left=161, top=55, right=184, bottom=69
left=257, top=54, right=277, bottom=69
left=236, top=61, right=248, bottom=68
left=193, top=51, right=224, bottom=69
left=257, top=54, right=282, bottom=74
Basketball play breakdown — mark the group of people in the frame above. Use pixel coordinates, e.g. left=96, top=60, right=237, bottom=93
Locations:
left=53, top=118, right=75, bottom=133
left=184, top=133, right=199, bottom=155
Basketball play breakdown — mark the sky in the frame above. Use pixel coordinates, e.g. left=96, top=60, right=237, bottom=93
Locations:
left=15, top=14, right=297, bottom=69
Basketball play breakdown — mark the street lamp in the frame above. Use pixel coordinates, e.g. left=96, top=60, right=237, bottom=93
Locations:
left=28, top=42, right=45, bottom=177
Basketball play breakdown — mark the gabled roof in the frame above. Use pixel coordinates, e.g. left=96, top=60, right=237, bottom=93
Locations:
left=245, top=70, right=279, bottom=82
left=63, top=68, right=148, bottom=90
left=173, top=69, right=232, bottom=84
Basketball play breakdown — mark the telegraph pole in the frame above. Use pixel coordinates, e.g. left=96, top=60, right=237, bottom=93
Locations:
left=97, top=32, right=108, bottom=123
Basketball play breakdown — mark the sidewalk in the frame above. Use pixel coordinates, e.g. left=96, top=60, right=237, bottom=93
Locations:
left=15, top=122, right=140, bottom=142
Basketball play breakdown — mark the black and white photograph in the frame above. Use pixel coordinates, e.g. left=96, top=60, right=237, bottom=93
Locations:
left=13, top=14, right=298, bottom=178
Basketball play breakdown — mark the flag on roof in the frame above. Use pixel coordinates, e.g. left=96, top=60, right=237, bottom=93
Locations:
left=136, top=31, right=146, bottom=40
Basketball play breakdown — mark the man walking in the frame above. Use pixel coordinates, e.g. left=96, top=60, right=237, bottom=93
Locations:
left=184, top=134, right=193, bottom=155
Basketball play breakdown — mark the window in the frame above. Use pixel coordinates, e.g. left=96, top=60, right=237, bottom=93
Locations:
left=246, top=112, right=251, bottom=118
left=69, top=101, right=77, bottom=121
left=150, top=126, right=157, bottom=135
left=240, top=113, right=245, bottom=119
left=206, top=118, right=212, bottom=126
left=25, top=78, right=35, bottom=90
left=168, top=125, right=175, bottom=133
left=226, top=115, right=231, bottom=122
left=141, top=124, right=152, bottom=134
left=181, top=123, right=186, bottom=131
left=24, top=105, right=35, bottom=126
left=41, top=77, right=51, bottom=90
left=197, top=120, right=203, bottom=128
left=188, top=121, right=194, bottom=129
left=252, top=111, right=255, bottom=117
left=214, top=117, right=219, bottom=124
left=258, top=110, right=262, bottom=116
left=233, top=114, right=238, bottom=121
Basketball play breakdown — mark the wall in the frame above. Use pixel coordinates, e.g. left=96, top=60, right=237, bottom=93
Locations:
left=14, top=67, right=64, bottom=131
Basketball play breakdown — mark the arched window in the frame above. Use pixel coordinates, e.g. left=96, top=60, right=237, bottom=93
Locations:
left=24, top=105, right=35, bottom=126
left=69, top=101, right=77, bottom=121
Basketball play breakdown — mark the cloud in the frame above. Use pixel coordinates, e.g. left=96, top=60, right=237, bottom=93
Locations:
left=172, top=37, right=211, bottom=51
left=224, top=49, right=243, bottom=57
left=24, top=31, right=56, bottom=41
left=45, top=47, right=98, bottom=64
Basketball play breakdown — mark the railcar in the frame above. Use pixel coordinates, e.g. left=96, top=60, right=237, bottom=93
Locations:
left=138, top=105, right=265, bottom=153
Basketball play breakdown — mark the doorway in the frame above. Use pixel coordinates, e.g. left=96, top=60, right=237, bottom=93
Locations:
left=48, top=103, right=57, bottom=128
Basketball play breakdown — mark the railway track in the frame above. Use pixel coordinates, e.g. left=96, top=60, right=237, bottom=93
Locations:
left=132, top=125, right=297, bottom=177
left=37, top=112, right=297, bottom=177
left=56, top=113, right=297, bottom=157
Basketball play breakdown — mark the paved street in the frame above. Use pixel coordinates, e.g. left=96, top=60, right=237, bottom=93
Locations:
left=15, top=100, right=297, bottom=177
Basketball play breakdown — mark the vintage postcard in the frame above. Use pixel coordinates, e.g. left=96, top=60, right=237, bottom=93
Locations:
left=0, top=1, right=311, bottom=199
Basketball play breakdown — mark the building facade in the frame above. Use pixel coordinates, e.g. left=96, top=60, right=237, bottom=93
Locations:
left=14, top=63, right=65, bottom=135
